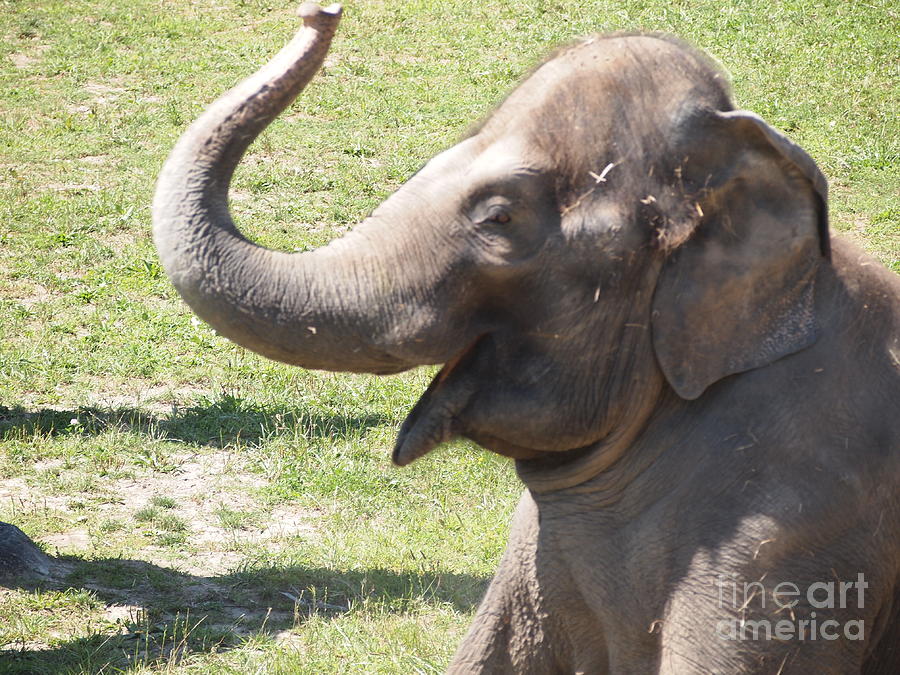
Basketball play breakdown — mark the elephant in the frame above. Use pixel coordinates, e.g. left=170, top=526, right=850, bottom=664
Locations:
left=152, top=4, right=900, bottom=673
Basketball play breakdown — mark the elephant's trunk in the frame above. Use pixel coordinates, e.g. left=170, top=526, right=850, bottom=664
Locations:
left=152, top=4, right=455, bottom=373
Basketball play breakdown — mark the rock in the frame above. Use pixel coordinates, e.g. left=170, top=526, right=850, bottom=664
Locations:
left=0, top=522, right=51, bottom=578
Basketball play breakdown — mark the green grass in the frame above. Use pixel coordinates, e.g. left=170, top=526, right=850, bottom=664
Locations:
left=0, top=0, right=897, bottom=672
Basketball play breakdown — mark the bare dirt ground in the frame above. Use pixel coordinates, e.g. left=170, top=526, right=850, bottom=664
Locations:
left=0, top=448, right=329, bottom=652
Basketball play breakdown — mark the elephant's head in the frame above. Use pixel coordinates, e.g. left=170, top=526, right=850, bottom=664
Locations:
left=153, top=5, right=828, bottom=490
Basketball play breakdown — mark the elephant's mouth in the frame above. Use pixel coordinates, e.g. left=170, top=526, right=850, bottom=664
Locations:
left=392, top=335, right=549, bottom=465
left=391, top=336, right=487, bottom=466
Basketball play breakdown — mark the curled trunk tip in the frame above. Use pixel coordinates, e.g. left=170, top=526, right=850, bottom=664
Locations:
left=298, top=3, right=342, bottom=22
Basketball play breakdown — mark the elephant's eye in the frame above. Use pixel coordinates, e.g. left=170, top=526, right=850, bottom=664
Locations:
left=484, top=205, right=511, bottom=225
left=470, top=196, right=514, bottom=228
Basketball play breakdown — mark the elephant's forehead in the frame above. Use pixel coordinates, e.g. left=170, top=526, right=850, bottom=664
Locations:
left=467, top=34, right=732, bottom=192
left=543, top=33, right=719, bottom=94
left=484, top=34, right=727, bottom=139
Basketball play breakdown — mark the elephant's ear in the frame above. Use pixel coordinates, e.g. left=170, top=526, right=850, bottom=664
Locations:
left=651, top=109, right=829, bottom=400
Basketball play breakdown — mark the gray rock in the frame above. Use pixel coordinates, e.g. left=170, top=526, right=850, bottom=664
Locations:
left=0, top=522, right=51, bottom=578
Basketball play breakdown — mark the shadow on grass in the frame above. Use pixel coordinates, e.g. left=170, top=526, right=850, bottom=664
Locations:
left=0, top=554, right=488, bottom=673
left=0, top=393, right=392, bottom=448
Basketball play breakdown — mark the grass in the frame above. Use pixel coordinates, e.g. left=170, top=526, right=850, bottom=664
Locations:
left=0, top=0, right=897, bottom=672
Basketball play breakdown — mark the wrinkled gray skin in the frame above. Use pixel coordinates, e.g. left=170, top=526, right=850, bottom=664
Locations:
left=153, top=5, right=900, bottom=673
